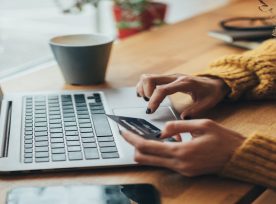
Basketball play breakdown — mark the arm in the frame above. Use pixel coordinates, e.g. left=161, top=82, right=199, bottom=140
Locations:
left=199, top=39, right=276, bottom=100
left=222, top=133, right=276, bottom=189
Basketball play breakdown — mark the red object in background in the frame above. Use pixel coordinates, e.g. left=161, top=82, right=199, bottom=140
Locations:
left=113, top=2, right=167, bottom=39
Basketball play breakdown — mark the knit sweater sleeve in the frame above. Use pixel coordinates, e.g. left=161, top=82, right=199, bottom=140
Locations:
left=198, top=39, right=276, bottom=100
left=221, top=133, right=276, bottom=189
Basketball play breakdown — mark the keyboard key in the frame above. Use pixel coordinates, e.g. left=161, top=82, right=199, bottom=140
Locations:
left=77, top=115, right=90, bottom=119
left=25, top=144, right=33, bottom=149
left=65, top=126, right=78, bottom=131
left=76, top=107, right=88, bottom=111
left=35, top=110, right=46, bottom=114
left=35, top=118, right=47, bottom=122
left=63, top=113, right=75, bottom=118
left=25, top=148, right=33, bottom=153
left=62, top=102, right=73, bottom=106
left=91, top=110, right=105, bottom=114
left=67, top=141, right=80, bottom=146
left=51, top=143, right=65, bottom=148
left=68, top=151, right=83, bottom=160
left=80, top=132, right=94, bottom=138
left=52, top=154, right=66, bottom=161
left=80, top=128, right=93, bottom=133
left=25, top=116, right=33, bottom=120
left=25, top=127, right=33, bottom=131
left=49, top=111, right=61, bottom=115
left=35, top=127, right=47, bottom=132
left=79, top=123, right=92, bottom=128
left=63, top=118, right=76, bottom=122
left=77, top=111, right=89, bottom=115
left=24, top=153, right=33, bottom=158
left=82, top=143, right=97, bottom=148
left=35, top=136, right=48, bottom=142
left=34, top=132, right=48, bottom=137
left=35, top=114, right=47, bottom=118
left=35, top=141, right=49, bottom=147
left=78, top=119, right=91, bottom=123
left=67, top=146, right=81, bottom=152
left=25, top=135, right=33, bottom=140
left=51, top=138, right=64, bottom=143
left=24, top=158, right=33, bottom=163
left=84, top=148, right=99, bottom=159
left=66, top=136, right=79, bottom=141
left=100, top=147, right=118, bottom=153
left=63, top=109, right=74, bottom=114
left=35, top=152, right=49, bottom=158
left=50, top=128, right=63, bottom=133
left=90, top=106, right=104, bottom=110
left=25, top=123, right=33, bottom=127
left=82, top=137, right=96, bottom=143
left=64, top=122, right=77, bottom=127
left=25, top=119, right=33, bottom=124
left=49, top=119, right=62, bottom=124
left=65, top=131, right=78, bottom=136
left=97, top=136, right=114, bottom=142
left=48, top=107, right=60, bottom=111
left=35, top=157, right=49, bottom=162
left=49, top=115, right=61, bottom=119
left=25, top=131, right=33, bottom=135
left=35, top=122, right=47, bottom=127
left=92, top=114, right=112, bottom=136
left=51, top=148, right=65, bottom=154
left=101, top=152, right=119, bottom=159
left=98, top=141, right=116, bottom=147
left=50, top=123, right=62, bottom=128
left=89, top=102, right=102, bottom=107
left=24, top=140, right=33, bottom=144
left=35, top=146, right=49, bottom=152
left=50, top=133, right=63, bottom=138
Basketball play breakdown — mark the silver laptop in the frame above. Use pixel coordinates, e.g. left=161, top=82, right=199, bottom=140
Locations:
left=0, top=87, right=179, bottom=173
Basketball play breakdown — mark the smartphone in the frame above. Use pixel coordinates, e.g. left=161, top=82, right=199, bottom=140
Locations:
left=6, top=184, right=160, bottom=204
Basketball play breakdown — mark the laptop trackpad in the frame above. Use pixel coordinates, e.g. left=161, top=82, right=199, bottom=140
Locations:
left=113, top=106, right=192, bottom=142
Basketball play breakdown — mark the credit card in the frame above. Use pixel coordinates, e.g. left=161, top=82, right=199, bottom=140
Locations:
left=106, top=114, right=162, bottom=141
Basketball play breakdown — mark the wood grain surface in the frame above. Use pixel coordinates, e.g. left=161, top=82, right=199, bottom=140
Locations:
left=1, top=0, right=276, bottom=203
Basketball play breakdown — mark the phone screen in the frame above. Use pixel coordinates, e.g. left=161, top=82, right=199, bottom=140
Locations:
left=6, top=184, right=160, bottom=204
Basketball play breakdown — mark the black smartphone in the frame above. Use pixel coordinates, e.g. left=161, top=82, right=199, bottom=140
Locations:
left=6, top=183, right=161, bottom=204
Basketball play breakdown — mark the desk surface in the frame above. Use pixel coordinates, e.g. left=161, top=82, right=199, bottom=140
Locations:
left=2, top=0, right=276, bottom=203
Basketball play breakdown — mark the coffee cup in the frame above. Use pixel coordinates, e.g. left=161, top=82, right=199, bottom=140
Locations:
left=50, top=34, right=113, bottom=85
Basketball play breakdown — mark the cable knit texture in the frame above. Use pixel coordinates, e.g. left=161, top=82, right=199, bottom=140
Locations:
left=199, top=39, right=276, bottom=188
left=199, top=39, right=276, bottom=100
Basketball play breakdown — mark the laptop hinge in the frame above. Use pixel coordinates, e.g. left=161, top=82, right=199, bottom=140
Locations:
left=1, top=101, right=12, bottom=158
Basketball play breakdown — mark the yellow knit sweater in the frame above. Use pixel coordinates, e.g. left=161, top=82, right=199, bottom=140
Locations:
left=200, top=39, right=276, bottom=189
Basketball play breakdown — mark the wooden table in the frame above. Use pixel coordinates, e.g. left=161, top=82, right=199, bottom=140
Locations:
left=1, top=0, right=276, bottom=203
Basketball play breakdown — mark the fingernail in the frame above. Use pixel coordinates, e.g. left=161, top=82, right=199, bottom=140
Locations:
left=143, top=97, right=149, bottom=101
left=183, top=116, right=192, bottom=120
left=137, top=92, right=141, bottom=97
left=146, top=108, right=152, bottom=114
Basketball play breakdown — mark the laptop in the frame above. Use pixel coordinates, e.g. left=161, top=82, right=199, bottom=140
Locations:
left=0, top=87, right=179, bottom=173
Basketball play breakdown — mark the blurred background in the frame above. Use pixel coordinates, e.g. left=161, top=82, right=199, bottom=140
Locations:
left=0, top=0, right=229, bottom=80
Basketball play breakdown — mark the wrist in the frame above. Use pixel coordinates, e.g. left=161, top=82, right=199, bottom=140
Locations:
left=207, top=76, right=230, bottom=98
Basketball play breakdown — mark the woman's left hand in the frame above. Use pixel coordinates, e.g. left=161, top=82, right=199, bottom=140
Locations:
left=121, top=119, right=245, bottom=176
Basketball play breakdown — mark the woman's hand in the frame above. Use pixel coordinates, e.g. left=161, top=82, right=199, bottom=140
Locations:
left=121, top=119, right=245, bottom=177
left=136, top=74, right=230, bottom=119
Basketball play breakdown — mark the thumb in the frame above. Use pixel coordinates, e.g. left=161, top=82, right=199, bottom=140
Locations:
left=160, top=120, right=202, bottom=139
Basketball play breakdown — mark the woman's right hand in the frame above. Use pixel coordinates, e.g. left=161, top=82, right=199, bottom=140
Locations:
left=136, top=74, right=230, bottom=119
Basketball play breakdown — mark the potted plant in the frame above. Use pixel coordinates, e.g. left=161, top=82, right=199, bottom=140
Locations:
left=113, top=0, right=167, bottom=39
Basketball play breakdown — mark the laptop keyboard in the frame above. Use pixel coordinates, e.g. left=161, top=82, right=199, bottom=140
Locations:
left=23, top=93, right=119, bottom=163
